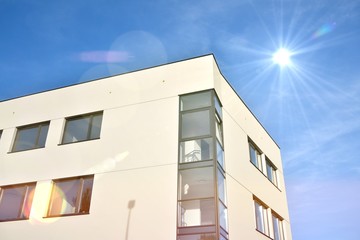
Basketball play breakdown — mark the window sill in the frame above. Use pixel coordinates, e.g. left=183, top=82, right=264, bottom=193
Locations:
left=0, top=217, right=29, bottom=222
left=8, top=146, right=45, bottom=154
left=44, top=212, right=89, bottom=218
left=255, top=229, right=272, bottom=239
left=58, top=137, right=100, bottom=146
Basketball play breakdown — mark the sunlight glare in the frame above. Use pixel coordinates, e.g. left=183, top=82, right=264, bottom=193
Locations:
left=273, top=48, right=292, bottom=66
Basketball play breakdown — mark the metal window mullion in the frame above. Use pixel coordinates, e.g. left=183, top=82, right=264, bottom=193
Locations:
left=76, top=178, right=85, bottom=213
left=34, top=125, right=42, bottom=147
left=19, top=186, right=29, bottom=218
left=86, top=115, right=93, bottom=140
left=47, top=181, right=57, bottom=216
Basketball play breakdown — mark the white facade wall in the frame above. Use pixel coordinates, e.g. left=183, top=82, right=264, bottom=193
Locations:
left=0, top=55, right=291, bottom=240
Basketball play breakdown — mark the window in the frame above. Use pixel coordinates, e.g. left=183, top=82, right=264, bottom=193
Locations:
left=181, top=110, right=211, bottom=139
left=180, top=138, right=213, bottom=163
left=272, top=213, right=285, bottom=240
left=62, top=112, right=103, bottom=144
left=266, top=158, right=278, bottom=186
left=249, top=141, right=263, bottom=170
left=0, top=130, right=2, bottom=139
left=254, top=199, right=269, bottom=236
left=12, top=122, right=49, bottom=152
left=47, top=175, right=94, bottom=217
left=0, top=182, right=36, bottom=221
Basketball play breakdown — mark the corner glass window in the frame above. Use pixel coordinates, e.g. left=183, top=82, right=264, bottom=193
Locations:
left=0, top=182, right=36, bottom=221
left=47, top=175, right=94, bottom=217
left=219, top=200, right=228, bottom=230
left=179, top=167, right=214, bottom=200
left=62, top=112, right=103, bottom=144
left=178, top=199, right=215, bottom=227
left=181, top=91, right=212, bottom=111
left=181, top=110, right=210, bottom=139
left=217, top=141, right=225, bottom=168
left=180, top=138, right=213, bottom=163
left=12, top=122, right=49, bottom=152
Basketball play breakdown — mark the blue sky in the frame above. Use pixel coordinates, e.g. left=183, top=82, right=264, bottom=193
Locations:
left=1, top=0, right=360, bottom=239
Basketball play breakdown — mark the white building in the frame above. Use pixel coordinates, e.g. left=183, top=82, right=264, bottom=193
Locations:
left=0, top=54, right=292, bottom=240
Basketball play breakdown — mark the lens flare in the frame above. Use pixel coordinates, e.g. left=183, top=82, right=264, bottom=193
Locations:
left=272, top=48, right=292, bottom=66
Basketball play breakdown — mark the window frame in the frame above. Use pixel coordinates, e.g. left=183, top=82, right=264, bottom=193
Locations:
left=272, top=211, right=285, bottom=240
left=61, top=111, right=103, bottom=144
left=248, top=140, right=263, bottom=171
left=266, top=158, right=278, bottom=187
left=0, top=182, right=36, bottom=222
left=47, top=175, right=94, bottom=218
left=11, top=121, right=50, bottom=152
left=254, top=198, right=270, bottom=236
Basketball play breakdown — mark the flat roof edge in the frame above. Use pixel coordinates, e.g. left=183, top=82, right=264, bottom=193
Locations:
left=0, top=53, right=215, bottom=103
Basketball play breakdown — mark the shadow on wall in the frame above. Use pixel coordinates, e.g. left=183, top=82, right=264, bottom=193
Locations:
left=125, top=200, right=136, bottom=240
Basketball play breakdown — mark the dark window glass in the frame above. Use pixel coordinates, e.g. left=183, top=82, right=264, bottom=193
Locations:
left=266, top=159, right=278, bottom=186
left=62, top=112, right=103, bottom=144
left=48, top=175, right=94, bottom=216
left=181, top=91, right=212, bottom=111
left=0, top=183, right=36, bottom=221
left=181, top=110, right=210, bottom=139
left=12, top=122, right=50, bottom=152
left=249, top=142, right=262, bottom=170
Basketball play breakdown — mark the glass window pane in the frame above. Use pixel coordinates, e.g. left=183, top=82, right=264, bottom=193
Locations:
left=0, top=186, right=26, bottom=220
left=215, top=116, right=223, bottom=145
left=21, top=185, right=35, bottom=219
left=217, top=170, right=226, bottom=203
left=79, top=177, right=94, bottom=213
left=178, top=233, right=216, bottom=240
left=219, top=201, right=228, bottom=231
left=179, top=167, right=214, bottom=200
left=13, top=127, right=38, bottom=151
left=181, top=110, right=210, bottom=139
left=180, top=138, right=213, bottom=163
left=181, top=91, right=212, bottom=111
left=255, top=202, right=264, bottom=232
left=63, top=117, right=90, bottom=143
left=37, top=124, right=49, bottom=148
left=49, top=179, right=81, bottom=216
left=178, top=199, right=215, bottom=227
left=249, top=144, right=257, bottom=166
left=214, top=95, right=222, bottom=119
left=90, top=114, right=103, bottom=139
left=249, top=144, right=262, bottom=170
left=217, top=142, right=224, bottom=168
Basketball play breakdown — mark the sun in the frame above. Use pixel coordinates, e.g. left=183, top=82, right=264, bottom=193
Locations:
left=272, top=48, right=292, bottom=66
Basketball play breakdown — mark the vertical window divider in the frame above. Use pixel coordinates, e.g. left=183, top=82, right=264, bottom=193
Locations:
left=20, top=186, right=29, bottom=218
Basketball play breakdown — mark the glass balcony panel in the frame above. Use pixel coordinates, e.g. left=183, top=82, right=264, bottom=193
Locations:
left=218, top=201, right=228, bottom=231
left=217, top=169, right=226, bottom=203
left=178, top=233, right=216, bottom=240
